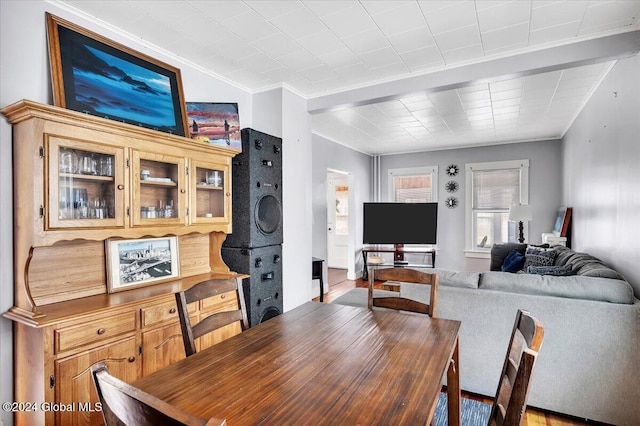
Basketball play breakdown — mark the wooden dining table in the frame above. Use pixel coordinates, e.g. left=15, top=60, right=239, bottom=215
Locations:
left=133, top=301, right=461, bottom=425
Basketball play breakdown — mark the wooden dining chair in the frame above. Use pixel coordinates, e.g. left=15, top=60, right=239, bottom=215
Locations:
left=433, top=309, right=545, bottom=426
left=368, top=267, right=439, bottom=317
left=91, top=362, right=226, bottom=426
left=175, top=277, right=248, bottom=357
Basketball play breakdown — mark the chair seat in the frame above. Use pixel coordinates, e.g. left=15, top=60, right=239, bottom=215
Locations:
left=434, top=392, right=491, bottom=426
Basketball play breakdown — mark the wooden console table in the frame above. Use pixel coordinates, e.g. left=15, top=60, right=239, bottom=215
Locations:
left=362, top=245, right=436, bottom=280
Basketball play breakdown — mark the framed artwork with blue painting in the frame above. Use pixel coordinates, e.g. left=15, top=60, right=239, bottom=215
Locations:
left=46, top=13, right=188, bottom=137
left=186, top=102, right=241, bottom=151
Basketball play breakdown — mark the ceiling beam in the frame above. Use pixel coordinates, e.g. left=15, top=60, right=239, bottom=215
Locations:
left=307, top=30, right=640, bottom=114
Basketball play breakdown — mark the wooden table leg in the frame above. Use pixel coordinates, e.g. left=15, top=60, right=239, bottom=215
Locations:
left=447, top=336, right=461, bottom=426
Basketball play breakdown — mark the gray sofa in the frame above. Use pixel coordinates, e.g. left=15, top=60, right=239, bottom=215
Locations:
left=333, top=245, right=640, bottom=425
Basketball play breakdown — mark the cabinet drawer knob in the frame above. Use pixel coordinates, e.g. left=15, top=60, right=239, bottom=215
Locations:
left=221, top=294, right=226, bottom=299
left=117, top=184, right=124, bottom=190
left=180, top=189, right=186, bottom=193
left=226, top=192, right=231, bottom=196
left=128, top=356, right=136, bottom=363
left=169, top=308, right=176, bottom=314
left=97, top=328, right=106, bottom=335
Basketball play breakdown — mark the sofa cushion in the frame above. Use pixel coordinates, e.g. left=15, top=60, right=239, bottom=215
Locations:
left=479, top=271, right=634, bottom=304
left=429, top=268, right=481, bottom=289
left=502, top=249, right=525, bottom=273
left=526, top=265, right=575, bottom=276
left=552, top=246, right=626, bottom=280
left=523, top=248, right=557, bottom=270
left=490, top=243, right=527, bottom=271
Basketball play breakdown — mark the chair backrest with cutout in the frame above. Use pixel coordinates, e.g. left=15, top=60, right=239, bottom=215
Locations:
left=368, top=267, right=439, bottom=317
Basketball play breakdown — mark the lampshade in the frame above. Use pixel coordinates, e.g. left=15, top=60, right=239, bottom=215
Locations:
left=509, top=204, right=532, bottom=221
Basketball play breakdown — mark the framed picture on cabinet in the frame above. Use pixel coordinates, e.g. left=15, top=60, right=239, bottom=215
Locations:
left=106, top=236, right=180, bottom=293
left=186, top=102, right=242, bottom=150
left=46, top=13, right=188, bottom=137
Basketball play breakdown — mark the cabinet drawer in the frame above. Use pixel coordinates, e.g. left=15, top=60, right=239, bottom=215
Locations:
left=141, top=299, right=196, bottom=328
left=200, top=291, right=238, bottom=311
left=54, top=311, right=136, bottom=354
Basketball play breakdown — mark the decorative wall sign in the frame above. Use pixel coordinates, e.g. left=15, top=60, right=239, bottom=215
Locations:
left=46, top=13, right=188, bottom=137
left=446, top=164, right=459, bottom=176
left=186, top=102, right=241, bottom=150
left=106, top=236, right=180, bottom=292
left=445, top=197, right=458, bottom=209
left=445, top=180, right=459, bottom=193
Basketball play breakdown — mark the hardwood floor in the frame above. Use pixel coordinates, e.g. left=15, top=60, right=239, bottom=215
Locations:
left=314, top=278, right=600, bottom=426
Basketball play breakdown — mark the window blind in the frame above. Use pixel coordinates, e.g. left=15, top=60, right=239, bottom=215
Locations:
left=472, top=169, right=519, bottom=209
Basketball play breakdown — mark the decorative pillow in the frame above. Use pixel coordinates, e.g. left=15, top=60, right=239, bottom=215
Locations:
left=502, top=249, right=525, bottom=273
left=523, top=248, right=557, bottom=270
left=526, top=265, right=575, bottom=276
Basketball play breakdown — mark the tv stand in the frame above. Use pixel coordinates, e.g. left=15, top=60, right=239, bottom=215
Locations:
left=362, top=245, right=436, bottom=280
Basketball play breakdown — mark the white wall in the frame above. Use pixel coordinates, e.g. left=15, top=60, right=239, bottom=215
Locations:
left=0, top=3, right=253, bottom=422
left=561, top=54, right=640, bottom=297
left=281, top=89, right=312, bottom=310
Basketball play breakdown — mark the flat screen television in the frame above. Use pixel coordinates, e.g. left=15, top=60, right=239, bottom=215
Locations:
left=363, top=202, right=438, bottom=245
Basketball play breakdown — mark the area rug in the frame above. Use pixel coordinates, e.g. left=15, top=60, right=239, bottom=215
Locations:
left=433, top=392, right=491, bottom=426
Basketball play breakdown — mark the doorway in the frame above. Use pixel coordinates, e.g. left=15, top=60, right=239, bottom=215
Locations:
left=326, top=170, right=355, bottom=284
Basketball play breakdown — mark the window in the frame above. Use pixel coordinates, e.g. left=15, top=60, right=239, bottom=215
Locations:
left=388, top=166, right=438, bottom=203
left=465, top=160, right=529, bottom=254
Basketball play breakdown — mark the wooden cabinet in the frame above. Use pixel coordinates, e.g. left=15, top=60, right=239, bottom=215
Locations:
left=2, top=100, right=248, bottom=426
left=55, top=336, right=138, bottom=426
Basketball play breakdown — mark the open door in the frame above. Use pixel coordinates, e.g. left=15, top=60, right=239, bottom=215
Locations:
left=327, top=172, right=348, bottom=269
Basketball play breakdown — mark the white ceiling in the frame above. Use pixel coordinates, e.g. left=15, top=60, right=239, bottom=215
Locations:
left=57, top=0, right=640, bottom=154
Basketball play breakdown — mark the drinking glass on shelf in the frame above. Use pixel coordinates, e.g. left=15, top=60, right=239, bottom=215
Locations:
left=59, top=149, right=78, bottom=174
left=99, top=155, right=113, bottom=177
left=79, top=152, right=96, bottom=175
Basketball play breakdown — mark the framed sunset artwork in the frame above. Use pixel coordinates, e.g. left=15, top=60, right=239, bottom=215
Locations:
left=186, top=102, right=241, bottom=150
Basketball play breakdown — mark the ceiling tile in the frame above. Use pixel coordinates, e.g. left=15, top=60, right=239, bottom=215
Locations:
left=580, top=1, right=640, bottom=32
left=531, top=1, right=588, bottom=31
left=278, top=50, right=323, bottom=71
left=316, top=48, right=362, bottom=68
left=297, top=30, right=346, bottom=56
left=400, top=46, right=444, bottom=70
left=222, top=11, right=280, bottom=42
left=358, top=47, right=402, bottom=68
left=189, top=0, right=252, bottom=21
left=434, top=25, right=482, bottom=52
left=342, top=28, right=391, bottom=54
left=481, top=22, right=530, bottom=53
left=491, top=88, right=523, bottom=101
left=235, top=51, right=283, bottom=72
left=250, top=33, right=303, bottom=58
left=387, top=26, right=436, bottom=53
left=371, top=61, right=411, bottom=79
left=321, top=4, right=377, bottom=38
left=477, top=1, right=531, bottom=33
left=440, top=44, right=484, bottom=64
left=172, top=13, right=234, bottom=41
left=421, top=1, right=478, bottom=35
left=208, top=35, right=261, bottom=60
left=360, top=0, right=414, bottom=15
left=370, top=2, right=427, bottom=37
left=303, top=0, right=357, bottom=18
left=269, top=7, right=327, bottom=39
left=529, top=21, right=581, bottom=45
left=245, top=0, right=304, bottom=20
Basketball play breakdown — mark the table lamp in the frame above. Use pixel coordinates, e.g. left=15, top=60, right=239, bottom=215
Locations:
left=509, top=204, right=532, bottom=243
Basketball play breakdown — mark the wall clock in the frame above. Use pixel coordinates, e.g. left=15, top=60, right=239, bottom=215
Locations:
left=445, top=180, right=459, bottom=193
left=446, top=164, right=459, bottom=176
left=445, top=197, right=458, bottom=209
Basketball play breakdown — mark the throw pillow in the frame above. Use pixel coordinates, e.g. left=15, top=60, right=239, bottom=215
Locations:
left=523, top=248, right=557, bottom=270
left=526, top=265, right=575, bottom=276
left=502, top=249, right=525, bottom=273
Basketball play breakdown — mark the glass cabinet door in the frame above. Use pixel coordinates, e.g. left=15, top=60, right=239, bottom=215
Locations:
left=47, top=137, right=125, bottom=229
left=190, top=159, right=231, bottom=224
left=131, top=150, right=186, bottom=226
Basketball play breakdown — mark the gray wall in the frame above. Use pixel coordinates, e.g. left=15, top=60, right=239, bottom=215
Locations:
left=379, top=140, right=563, bottom=271
left=561, top=54, right=640, bottom=298
left=312, top=134, right=372, bottom=280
